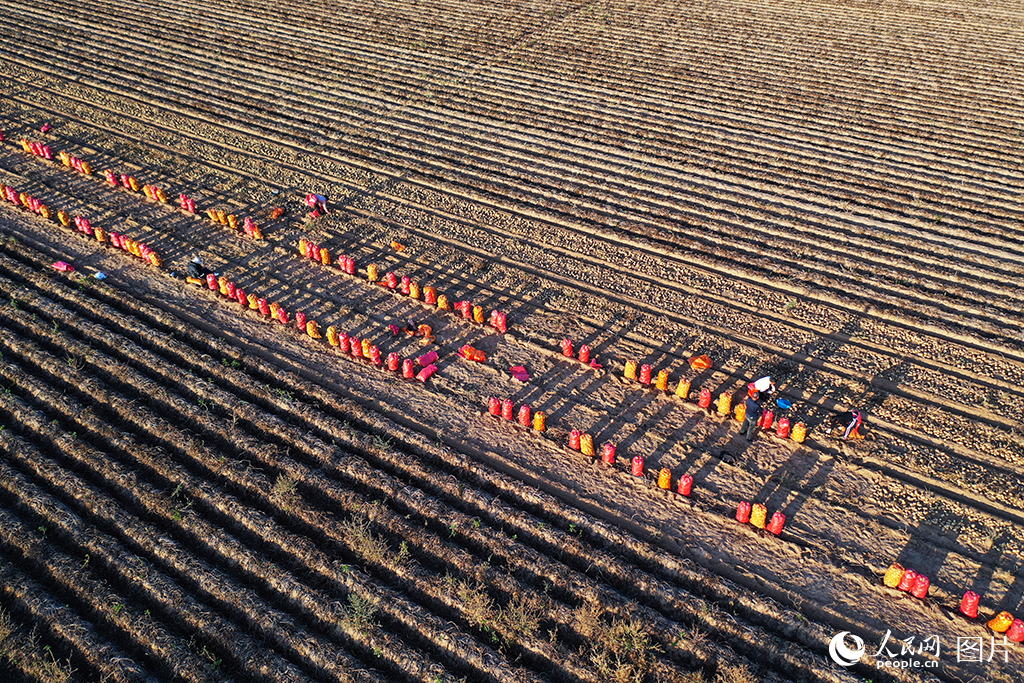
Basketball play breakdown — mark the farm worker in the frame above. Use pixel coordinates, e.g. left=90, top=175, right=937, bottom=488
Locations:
left=840, top=410, right=864, bottom=440
left=742, top=392, right=764, bottom=441
left=187, top=256, right=219, bottom=279
left=187, top=256, right=209, bottom=279
left=305, top=192, right=329, bottom=217
left=741, top=392, right=764, bottom=440
left=748, top=376, right=775, bottom=398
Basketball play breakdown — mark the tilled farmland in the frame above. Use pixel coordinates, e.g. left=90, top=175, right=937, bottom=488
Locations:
left=0, top=0, right=1023, bottom=682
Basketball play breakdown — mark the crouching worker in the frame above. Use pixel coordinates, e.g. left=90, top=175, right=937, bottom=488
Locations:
left=185, top=256, right=210, bottom=285
left=186, top=256, right=220, bottom=285
left=834, top=409, right=864, bottom=440
left=306, top=192, right=329, bottom=218
left=187, top=256, right=209, bottom=279
left=742, top=391, right=764, bottom=441
left=747, top=375, right=776, bottom=399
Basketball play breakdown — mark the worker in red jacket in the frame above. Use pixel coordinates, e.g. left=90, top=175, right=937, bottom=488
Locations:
left=305, top=192, right=329, bottom=218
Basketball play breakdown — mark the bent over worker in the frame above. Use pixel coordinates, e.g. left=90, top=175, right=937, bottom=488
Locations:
left=748, top=375, right=776, bottom=398
left=306, top=192, right=329, bottom=217
left=842, top=410, right=864, bottom=440
left=187, top=256, right=209, bottom=279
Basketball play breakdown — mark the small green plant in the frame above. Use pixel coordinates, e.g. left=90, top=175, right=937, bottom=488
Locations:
left=497, top=592, right=543, bottom=639
left=341, top=593, right=378, bottom=634
left=273, top=387, right=293, bottom=402
left=454, top=579, right=494, bottom=630
left=169, top=483, right=193, bottom=520
left=714, top=663, right=757, bottom=683
left=201, top=645, right=222, bottom=672
left=272, top=473, right=299, bottom=508
left=341, top=516, right=389, bottom=565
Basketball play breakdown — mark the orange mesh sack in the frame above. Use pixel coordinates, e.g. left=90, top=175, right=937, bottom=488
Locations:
left=988, top=612, right=1015, bottom=633
left=688, top=354, right=712, bottom=370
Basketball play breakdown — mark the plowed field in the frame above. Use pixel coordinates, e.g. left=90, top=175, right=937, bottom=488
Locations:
left=1, top=1, right=1022, bottom=682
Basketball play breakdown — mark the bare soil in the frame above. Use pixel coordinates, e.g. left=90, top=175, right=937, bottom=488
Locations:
left=0, top=1, right=1022, bottom=682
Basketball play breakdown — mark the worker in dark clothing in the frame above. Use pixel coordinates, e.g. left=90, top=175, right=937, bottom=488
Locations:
left=743, top=392, right=764, bottom=441
left=187, top=256, right=208, bottom=279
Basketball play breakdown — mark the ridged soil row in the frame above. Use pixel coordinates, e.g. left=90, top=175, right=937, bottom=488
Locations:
left=8, top=0, right=1024, bottom=237
left=0, top=145, right=262, bottom=270
left=4, top=56, right=1019, bottom=387
left=54, top=0, right=1024, bottom=164
left=113, top=0, right=1024, bottom=153
left=0, top=204, right=1019, bottom=593
left=0, top=340, right=402, bottom=683
left=0, top=240, right=860, bottom=682
left=2, top=148, right=1024, bottom=532
left=0, top=256, right=803, bottom=683
left=0, top=517, right=154, bottom=683
left=0, top=155, right=203, bottom=267
left=153, top=0, right=571, bottom=69
left=4, top=80, right=1019, bottom=432
left=349, top=189, right=1024, bottom=426
left=7, top=15, right=1021, bottom=337
left=526, top=13, right=1024, bottom=147
left=2, top=153, right=1015, bottom=679
left=26, top=0, right=1024, bottom=248
left=566, top=10, right=1020, bottom=134
left=511, top=2, right=1024, bottom=163
left=0, top=315, right=512, bottom=683
left=0, top=282, right=589, bottom=683
left=335, top=197, right=1024, bottom=480
left=0, top=477, right=244, bottom=683
left=4, top=3, right=1022, bottom=321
